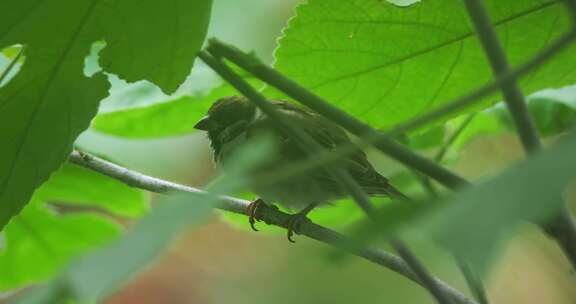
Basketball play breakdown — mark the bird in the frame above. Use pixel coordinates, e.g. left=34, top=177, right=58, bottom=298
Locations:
left=194, top=96, right=402, bottom=242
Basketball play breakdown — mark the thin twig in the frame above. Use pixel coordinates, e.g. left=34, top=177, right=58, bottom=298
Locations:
left=199, top=51, right=456, bottom=304
left=463, top=0, right=576, bottom=269
left=0, top=46, right=24, bottom=86
left=207, top=39, right=469, bottom=190
left=68, top=151, right=477, bottom=304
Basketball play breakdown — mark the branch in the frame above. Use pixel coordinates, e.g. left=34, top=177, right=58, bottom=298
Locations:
left=463, top=0, right=576, bottom=268
left=68, top=151, right=477, bottom=304
left=198, top=51, right=457, bottom=304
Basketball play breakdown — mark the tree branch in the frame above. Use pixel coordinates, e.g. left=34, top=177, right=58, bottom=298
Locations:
left=68, top=151, right=477, bottom=304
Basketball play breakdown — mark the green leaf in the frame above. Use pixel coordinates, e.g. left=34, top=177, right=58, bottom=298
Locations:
left=98, top=0, right=213, bottom=94
left=35, top=163, right=148, bottom=218
left=274, top=0, right=576, bottom=129
left=0, top=199, right=121, bottom=291
left=0, top=0, right=212, bottom=230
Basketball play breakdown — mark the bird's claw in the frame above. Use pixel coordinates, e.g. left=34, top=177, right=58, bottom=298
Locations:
left=246, top=198, right=265, bottom=231
left=286, top=213, right=309, bottom=243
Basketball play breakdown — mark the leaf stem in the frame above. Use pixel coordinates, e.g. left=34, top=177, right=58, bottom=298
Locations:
left=68, top=151, right=477, bottom=304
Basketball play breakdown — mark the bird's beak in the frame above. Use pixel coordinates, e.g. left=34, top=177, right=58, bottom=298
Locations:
left=194, top=115, right=217, bottom=131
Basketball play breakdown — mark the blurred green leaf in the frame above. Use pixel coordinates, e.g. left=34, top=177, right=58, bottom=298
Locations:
left=274, top=0, right=576, bottom=129
left=0, top=161, right=147, bottom=291
left=349, top=130, right=576, bottom=273
left=63, top=192, right=212, bottom=301
left=0, top=199, right=121, bottom=291
left=35, top=163, right=147, bottom=218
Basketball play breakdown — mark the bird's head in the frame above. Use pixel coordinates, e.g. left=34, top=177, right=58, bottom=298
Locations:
left=194, top=96, right=256, bottom=139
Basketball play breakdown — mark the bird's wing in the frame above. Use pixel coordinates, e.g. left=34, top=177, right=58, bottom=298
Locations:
left=247, top=101, right=391, bottom=196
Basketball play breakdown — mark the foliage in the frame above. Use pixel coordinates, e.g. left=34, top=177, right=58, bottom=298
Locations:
left=1, top=0, right=576, bottom=302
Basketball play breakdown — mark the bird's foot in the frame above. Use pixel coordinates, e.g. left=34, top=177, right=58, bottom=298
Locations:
left=286, top=212, right=311, bottom=243
left=246, top=198, right=266, bottom=231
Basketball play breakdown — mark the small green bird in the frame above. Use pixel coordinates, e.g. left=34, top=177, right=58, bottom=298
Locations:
left=195, top=96, right=399, bottom=241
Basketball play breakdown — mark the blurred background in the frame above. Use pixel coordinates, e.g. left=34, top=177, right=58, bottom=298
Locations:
left=3, top=0, right=575, bottom=303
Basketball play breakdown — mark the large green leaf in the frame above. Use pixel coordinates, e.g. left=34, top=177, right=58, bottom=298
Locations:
left=0, top=199, right=121, bottom=291
left=274, top=0, right=576, bottom=129
left=0, top=0, right=212, bottom=230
